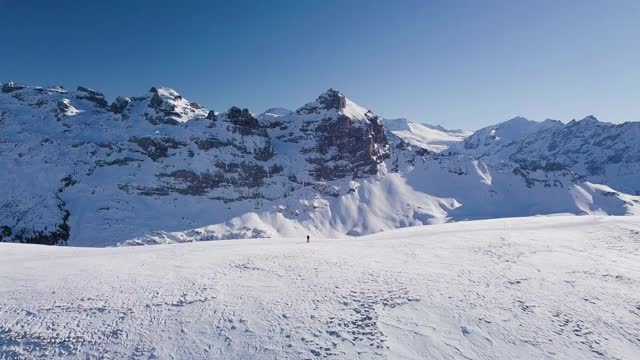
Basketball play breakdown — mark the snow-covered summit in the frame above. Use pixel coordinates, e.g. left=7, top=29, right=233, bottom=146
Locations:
left=459, top=116, right=562, bottom=159
left=297, top=88, right=347, bottom=114
left=573, top=114, right=603, bottom=125
left=295, top=89, right=374, bottom=123
left=509, top=115, right=640, bottom=194
left=382, top=118, right=469, bottom=153
left=133, top=86, right=209, bottom=124
left=452, top=114, right=640, bottom=194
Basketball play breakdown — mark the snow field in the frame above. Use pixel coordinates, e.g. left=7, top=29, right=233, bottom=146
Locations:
left=1, top=215, right=640, bottom=359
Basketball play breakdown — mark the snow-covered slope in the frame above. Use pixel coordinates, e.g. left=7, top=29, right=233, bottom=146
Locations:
left=459, top=115, right=640, bottom=195
left=510, top=116, right=640, bottom=195
left=1, top=82, right=639, bottom=246
left=2, top=215, right=639, bottom=359
left=457, top=116, right=562, bottom=159
left=257, top=107, right=293, bottom=121
left=382, top=117, right=468, bottom=153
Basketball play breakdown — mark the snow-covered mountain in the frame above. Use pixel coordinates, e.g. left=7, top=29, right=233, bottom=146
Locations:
left=382, top=117, right=468, bottom=153
left=1, top=82, right=639, bottom=246
left=510, top=116, right=640, bottom=195
left=456, top=116, right=562, bottom=159
left=460, top=115, right=640, bottom=195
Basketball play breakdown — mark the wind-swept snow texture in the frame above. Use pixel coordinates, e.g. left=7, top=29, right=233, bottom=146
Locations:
left=1, top=216, right=640, bottom=359
left=1, top=82, right=640, bottom=246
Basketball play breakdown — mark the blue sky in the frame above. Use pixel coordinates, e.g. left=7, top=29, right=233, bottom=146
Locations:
left=2, top=0, right=639, bottom=129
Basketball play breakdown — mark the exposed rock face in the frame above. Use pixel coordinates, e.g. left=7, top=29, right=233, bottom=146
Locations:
left=129, top=136, right=186, bottom=161
left=110, top=96, right=131, bottom=114
left=225, top=106, right=268, bottom=138
left=76, top=86, right=109, bottom=108
left=2, top=82, right=26, bottom=93
left=154, top=161, right=270, bottom=196
left=139, top=87, right=209, bottom=125
left=455, top=115, right=640, bottom=195
left=226, top=106, right=260, bottom=127
left=508, top=117, right=640, bottom=194
left=294, top=90, right=389, bottom=180
left=311, top=114, right=387, bottom=179
left=368, top=113, right=386, bottom=145
left=297, top=88, right=346, bottom=114
left=147, top=94, right=182, bottom=125
left=316, top=88, right=347, bottom=111
left=56, top=99, right=73, bottom=114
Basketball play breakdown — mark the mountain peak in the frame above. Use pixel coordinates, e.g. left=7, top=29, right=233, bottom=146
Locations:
left=149, top=86, right=182, bottom=99
left=505, top=116, right=530, bottom=123
left=316, top=88, right=346, bottom=111
left=568, top=115, right=602, bottom=126
left=296, top=89, right=376, bottom=123
left=580, top=115, right=599, bottom=123
left=75, top=86, right=108, bottom=108
left=297, top=88, right=349, bottom=115
left=2, top=82, right=640, bottom=248
left=142, top=87, right=208, bottom=124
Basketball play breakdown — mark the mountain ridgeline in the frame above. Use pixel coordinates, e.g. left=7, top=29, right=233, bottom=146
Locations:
left=1, top=82, right=639, bottom=246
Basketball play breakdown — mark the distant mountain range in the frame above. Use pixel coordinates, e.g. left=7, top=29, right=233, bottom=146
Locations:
left=1, top=82, right=639, bottom=246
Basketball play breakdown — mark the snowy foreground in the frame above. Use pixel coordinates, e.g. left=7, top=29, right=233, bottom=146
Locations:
left=1, top=216, right=640, bottom=360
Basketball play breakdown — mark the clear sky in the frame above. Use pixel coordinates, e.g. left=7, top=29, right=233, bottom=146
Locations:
left=2, top=0, right=639, bottom=129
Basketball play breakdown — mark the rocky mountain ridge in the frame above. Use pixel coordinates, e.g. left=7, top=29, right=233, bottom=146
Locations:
left=455, top=115, right=640, bottom=195
left=1, top=82, right=638, bottom=246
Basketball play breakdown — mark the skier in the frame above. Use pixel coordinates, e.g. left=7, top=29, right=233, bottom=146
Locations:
left=306, top=234, right=310, bottom=243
